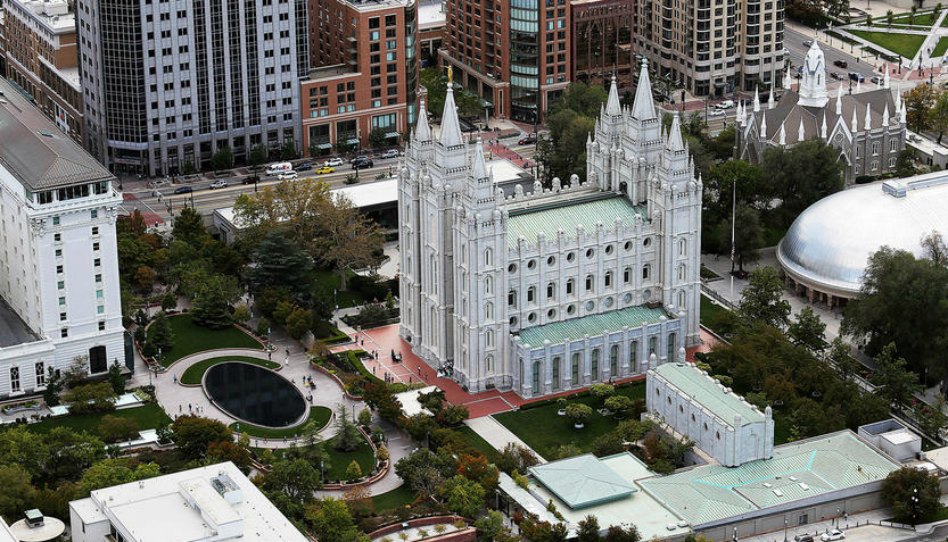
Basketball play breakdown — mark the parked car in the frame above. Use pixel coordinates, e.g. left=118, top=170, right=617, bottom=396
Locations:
left=352, top=157, right=374, bottom=170
left=715, top=100, right=735, bottom=109
left=794, top=534, right=815, bottom=542
left=296, top=161, right=313, bottom=171
left=708, top=108, right=726, bottom=117
left=870, top=75, right=884, bottom=85
left=324, top=157, right=344, bottom=167
left=242, top=174, right=260, bottom=185
left=278, top=171, right=299, bottom=180
left=849, top=72, right=865, bottom=82
left=265, top=162, right=293, bottom=175
left=834, top=59, right=848, bottom=68
left=830, top=72, right=843, bottom=80
left=380, top=149, right=400, bottom=159
left=820, top=530, right=845, bottom=541
left=173, top=186, right=193, bottom=194
left=518, top=133, right=538, bottom=145
left=209, top=179, right=229, bottom=189
left=315, top=166, right=335, bottom=175
left=803, top=39, right=813, bottom=47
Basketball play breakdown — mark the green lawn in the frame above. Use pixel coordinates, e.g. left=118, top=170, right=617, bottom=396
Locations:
left=451, top=425, right=501, bottom=460
left=311, top=269, right=365, bottom=308
left=494, top=383, right=646, bottom=459
left=229, top=406, right=332, bottom=439
left=372, top=485, right=418, bottom=512
left=891, top=11, right=939, bottom=27
left=28, top=403, right=172, bottom=434
left=324, top=434, right=377, bottom=482
left=933, top=37, right=948, bottom=57
left=180, top=356, right=280, bottom=385
left=848, top=30, right=927, bottom=59
left=160, top=315, right=262, bottom=366
left=700, top=294, right=731, bottom=328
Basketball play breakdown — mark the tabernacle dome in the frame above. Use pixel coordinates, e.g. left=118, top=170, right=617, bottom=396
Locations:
left=776, top=171, right=948, bottom=307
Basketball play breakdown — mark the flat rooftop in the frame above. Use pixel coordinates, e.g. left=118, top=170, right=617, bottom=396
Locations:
left=638, top=431, right=900, bottom=527
left=418, top=0, right=445, bottom=29
left=72, top=462, right=307, bottom=542
left=0, top=296, right=39, bottom=348
left=506, top=195, right=646, bottom=248
left=651, top=362, right=764, bottom=427
left=10, top=0, right=76, bottom=33
left=517, top=305, right=670, bottom=347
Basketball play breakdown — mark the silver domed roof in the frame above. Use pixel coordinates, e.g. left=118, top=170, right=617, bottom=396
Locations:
left=776, top=174, right=948, bottom=296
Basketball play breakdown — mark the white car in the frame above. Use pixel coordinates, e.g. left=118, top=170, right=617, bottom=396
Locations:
left=324, top=157, right=344, bottom=167
left=278, top=171, right=299, bottom=180
left=380, top=149, right=399, bottom=159
left=209, top=179, right=229, bottom=189
left=821, top=529, right=845, bottom=541
left=708, top=108, right=726, bottom=117
left=715, top=100, right=735, bottom=109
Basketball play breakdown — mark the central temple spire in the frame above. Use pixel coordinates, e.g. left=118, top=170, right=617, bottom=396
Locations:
left=631, top=59, right=656, bottom=120
left=439, top=68, right=463, bottom=148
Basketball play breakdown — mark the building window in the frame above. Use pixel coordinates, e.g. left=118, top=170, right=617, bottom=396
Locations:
left=566, top=279, right=575, bottom=295
left=668, top=333, right=678, bottom=361
left=605, top=271, right=613, bottom=288
left=552, top=357, right=561, bottom=390
left=486, top=330, right=494, bottom=347
left=485, top=302, right=494, bottom=320
left=624, top=267, right=631, bottom=283
left=508, top=290, right=517, bottom=307
left=591, top=348, right=600, bottom=382
left=35, top=363, right=46, bottom=386
left=532, top=361, right=541, bottom=394
left=98, top=321, right=106, bottom=331
left=52, top=216, right=60, bottom=226
left=678, top=264, right=686, bottom=281
left=485, top=276, right=493, bottom=295
left=527, top=286, right=536, bottom=303
left=649, top=336, right=657, bottom=356
left=610, top=344, right=619, bottom=376
left=486, top=356, right=494, bottom=372
left=58, top=281, right=65, bottom=290
left=629, top=341, right=638, bottom=372
left=585, top=275, right=594, bottom=292
left=91, top=210, right=98, bottom=219
left=89, top=346, right=107, bottom=373
left=571, top=353, right=580, bottom=385
left=10, top=367, right=20, bottom=392
left=59, top=312, right=67, bottom=321
left=546, top=282, right=555, bottom=299
left=61, top=328, right=68, bottom=338
left=679, top=238, right=687, bottom=256
left=485, top=248, right=493, bottom=266
left=642, top=264, right=651, bottom=280
left=678, top=290, right=687, bottom=309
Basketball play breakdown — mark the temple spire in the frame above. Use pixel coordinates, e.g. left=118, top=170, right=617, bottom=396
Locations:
left=882, top=103, right=890, bottom=128
left=836, top=85, right=843, bottom=115
left=768, top=87, right=775, bottom=110
left=472, top=136, right=488, bottom=179
left=779, top=122, right=786, bottom=145
left=798, top=118, right=805, bottom=141
left=884, top=66, right=890, bottom=89
left=753, top=87, right=761, bottom=112
left=439, top=67, right=464, bottom=147
left=864, top=102, right=872, bottom=130
left=783, top=68, right=793, bottom=90
left=414, top=99, right=431, bottom=142
left=760, top=114, right=767, bottom=138
left=605, top=73, right=622, bottom=116
left=851, top=108, right=858, bottom=133
left=631, top=59, right=657, bottom=120
left=666, top=112, right=685, bottom=151
left=821, top=112, right=828, bottom=139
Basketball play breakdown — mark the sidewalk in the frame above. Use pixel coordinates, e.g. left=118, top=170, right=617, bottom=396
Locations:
left=464, top=416, right=547, bottom=463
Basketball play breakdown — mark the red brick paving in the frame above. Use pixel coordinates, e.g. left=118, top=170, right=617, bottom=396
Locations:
left=333, top=324, right=720, bottom=418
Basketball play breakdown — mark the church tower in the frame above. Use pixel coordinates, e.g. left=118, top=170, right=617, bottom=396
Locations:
left=798, top=41, right=828, bottom=108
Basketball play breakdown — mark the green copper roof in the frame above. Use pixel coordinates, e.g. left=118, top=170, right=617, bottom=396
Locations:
left=529, top=454, right=637, bottom=509
left=652, top=363, right=764, bottom=427
left=638, top=431, right=900, bottom=526
left=506, top=196, right=647, bottom=247
left=517, top=305, right=670, bottom=347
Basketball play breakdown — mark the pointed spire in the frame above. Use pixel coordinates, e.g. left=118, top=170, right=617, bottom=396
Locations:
left=884, top=66, right=891, bottom=89
left=779, top=122, right=786, bottom=145
left=821, top=112, right=828, bottom=139
left=768, top=87, right=775, bottom=110
left=882, top=103, right=890, bottom=127
left=856, top=79, right=862, bottom=93
left=900, top=101, right=907, bottom=124
left=439, top=81, right=464, bottom=148
left=753, top=86, right=761, bottom=112
left=737, top=101, right=745, bottom=126
left=666, top=112, right=685, bottom=151
left=631, top=59, right=657, bottom=120
left=783, top=68, right=793, bottom=90
left=760, top=114, right=767, bottom=139
left=836, top=85, right=843, bottom=115
left=606, top=73, right=621, bottom=116
left=851, top=108, right=858, bottom=133
left=472, top=136, right=488, bottom=179
left=895, top=89, right=902, bottom=113
left=414, top=99, right=432, bottom=142
left=798, top=118, right=805, bottom=142
left=864, top=102, right=872, bottom=131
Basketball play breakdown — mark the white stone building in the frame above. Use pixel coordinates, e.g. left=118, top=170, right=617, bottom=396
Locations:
left=398, top=60, right=702, bottom=399
left=69, top=462, right=308, bottom=542
left=647, top=362, right=774, bottom=467
left=0, top=77, right=125, bottom=398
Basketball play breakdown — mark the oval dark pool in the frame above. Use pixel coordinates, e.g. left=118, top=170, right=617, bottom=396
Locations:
left=203, top=362, right=306, bottom=427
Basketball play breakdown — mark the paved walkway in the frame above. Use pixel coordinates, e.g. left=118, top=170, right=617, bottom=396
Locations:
left=465, top=416, right=547, bottom=463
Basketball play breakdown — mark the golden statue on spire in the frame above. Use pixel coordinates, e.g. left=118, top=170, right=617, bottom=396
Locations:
left=447, top=65, right=453, bottom=85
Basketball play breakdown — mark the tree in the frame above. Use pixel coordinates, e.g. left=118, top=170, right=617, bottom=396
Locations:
left=0, top=464, right=35, bottom=520
left=248, top=145, right=269, bottom=170
left=904, top=84, right=937, bottom=133
left=43, top=366, right=64, bottom=407
left=62, top=382, right=116, bottom=415
left=895, top=149, right=917, bottom=178
left=368, top=128, right=388, bottom=148
left=191, top=274, right=241, bottom=329
left=441, top=475, right=486, bottom=518
left=344, top=460, right=363, bottom=480
left=922, top=230, right=948, bottom=266
left=404, top=412, right=440, bottom=443
left=739, top=267, right=791, bottom=329
left=146, top=312, right=174, bottom=356
left=457, top=453, right=500, bottom=490
left=306, top=498, right=369, bottom=542
left=395, top=449, right=458, bottom=497
left=604, top=395, right=634, bottom=418
left=210, top=146, right=234, bottom=170
left=787, top=307, right=826, bottom=352
left=718, top=204, right=765, bottom=272
left=881, top=467, right=942, bottom=524
left=171, top=416, right=233, bottom=461
left=97, top=415, right=140, bottom=443
left=603, top=525, right=641, bottom=542
left=206, top=440, right=253, bottom=471
left=134, top=265, right=157, bottom=291
left=495, top=443, right=539, bottom=474
left=107, top=360, right=126, bottom=394
left=589, top=383, right=615, bottom=404
left=172, top=206, right=208, bottom=249
left=233, top=178, right=332, bottom=247
left=281, top=138, right=298, bottom=160
left=75, top=459, right=159, bottom=496
left=357, top=408, right=373, bottom=427
left=474, top=510, right=508, bottom=541
left=262, top=458, right=322, bottom=501
left=333, top=405, right=363, bottom=452
left=930, top=90, right=948, bottom=144
left=760, top=139, right=844, bottom=227
left=565, top=403, right=593, bottom=427
left=536, top=110, right=597, bottom=183
left=285, top=307, right=313, bottom=339
left=435, top=403, right=470, bottom=426
left=311, top=193, right=384, bottom=290
left=576, top=515, right=601, bottom=542
left=248, top=230, right=313, bottom=301
left=842, top=247, right=948, bottom=382
left=161, top=291, right=177, bottom=312
left=704, top=159, right=768, bottom=222
left=827, top=337, right=859, bottom=381
left=873, top=343, right=920, bottom=410
left=886, top=9, right=894, bottom=26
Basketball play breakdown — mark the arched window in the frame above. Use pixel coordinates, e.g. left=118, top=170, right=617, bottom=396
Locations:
left=485, top=302, right=494, bottom=320
left=571, top=353, right=580, bottom=385
left=486, top=330, right=494, bottom=347
left=532, top=360, right=541, bottom=394
left=508, top=290, right=517, bottom=307
left=566, top=279, right=575, bottom=295
left=642, top=264, right=651, bottom=281
left=485, top=276, right=493, bottom=295
left=678, top=238, right=687, bottom=256
left=667, top=332, right=677, bottom=361
left=678, top=290, right=686, bottom=309
left=485, top=248, right=493, bottom=266
left=486, top=355, right=494, bottom=372
left=527, top=286, right=536, bottom=303
left=552, top=357, right=561, bottom=390
left=591, top=348, right=600, bottom=382
left=648, top=336, right=657, bottom=355
left=585, top=274, right=594, bottom=292
left=623, top=267, right=631, bottom=283
left=605, top=271, right=613, bottom=288
left=678, top=264, right=686, bottom=282
left=546, top=282, right=555, bottom=299
left=629, top=341, right=638, bottom=372
left=610, top=344, right=619, bottom=376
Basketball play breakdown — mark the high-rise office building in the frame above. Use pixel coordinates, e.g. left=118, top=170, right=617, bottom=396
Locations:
left=300, top=0, right=417, bottom=154
left=77, top=0, right=308, bottom=176
left=439, top=0, right=571, bottom=123
left=1, top=0, right=84, bottom=144
left=634, top=0, right=784, bottom=96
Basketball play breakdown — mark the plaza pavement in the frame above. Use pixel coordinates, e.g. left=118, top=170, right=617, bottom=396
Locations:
left=464, top=416, right=547, bottom=464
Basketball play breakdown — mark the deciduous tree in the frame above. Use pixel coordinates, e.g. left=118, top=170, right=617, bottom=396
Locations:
left=171, top=416, right=233, bottom=461
left=739, top=267, right=791, bottom=329
left=881, top=467, right=942, bottom=524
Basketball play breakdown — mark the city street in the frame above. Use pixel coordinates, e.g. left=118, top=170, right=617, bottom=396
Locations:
left=784, top=27, right=879, bottom=82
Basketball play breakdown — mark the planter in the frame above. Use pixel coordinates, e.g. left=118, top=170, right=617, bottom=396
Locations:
left=557, top=409, right=566, bottom=416
left=574, top=422, right=585, bottom=429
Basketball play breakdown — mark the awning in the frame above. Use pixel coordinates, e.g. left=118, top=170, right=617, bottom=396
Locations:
left=316, top=143, right=333, bottom=150
left=482, top=99, right=494, bottom=108
left=346, top=138, right=360, bottom=145
left=385, top=131, right=400, bottom=139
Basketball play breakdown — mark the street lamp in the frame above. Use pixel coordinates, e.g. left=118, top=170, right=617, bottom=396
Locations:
left=784, top=518, right=789, bottom=542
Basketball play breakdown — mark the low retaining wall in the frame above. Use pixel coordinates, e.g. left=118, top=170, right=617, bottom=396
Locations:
left=367, top=516, right=468, bottom=540
left=322, top=425, right=387, bottom=489
left=310, top=361, right=364, bottom=401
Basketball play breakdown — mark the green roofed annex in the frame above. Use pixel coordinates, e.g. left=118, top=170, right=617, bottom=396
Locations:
left=517, top=305, right=671, bottom=347
left=528, top=454, right=637, bottom=509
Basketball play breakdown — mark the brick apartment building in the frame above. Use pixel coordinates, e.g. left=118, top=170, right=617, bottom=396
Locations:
left=301, top=0, right=418, bottom=155
left=1, top=0, right=84, bottom=144
left=438, top=0, right=571, bottom=123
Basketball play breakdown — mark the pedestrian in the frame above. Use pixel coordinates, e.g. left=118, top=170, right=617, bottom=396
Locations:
left=285, top=347, right=290, bottom=357
left=188, top=403, right=192, bottom=412
left=179, top=405, right=182, bottom=413
left=268, top=351, right=272, bottom=361
left=173, top=375, right=177, bottom=384
left=361, top=338, right=364, bottom=346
